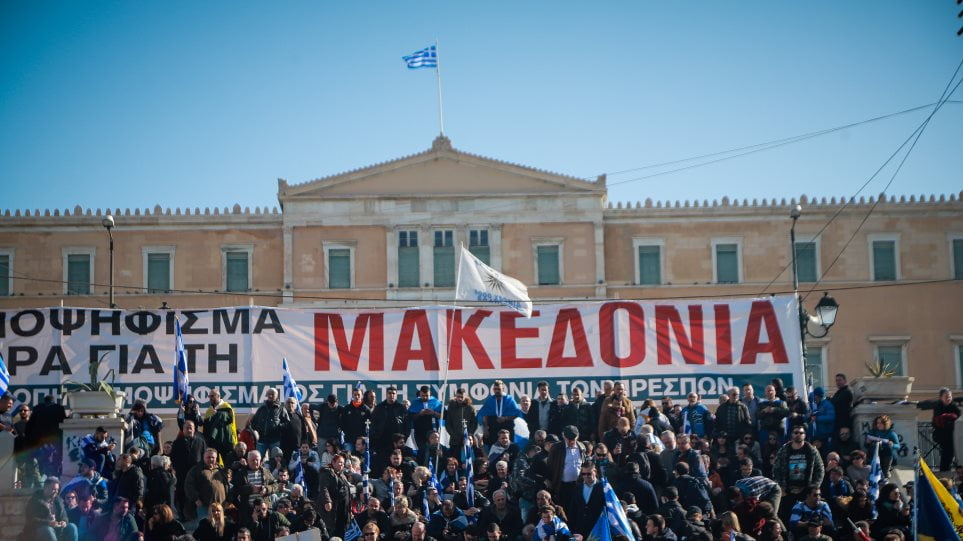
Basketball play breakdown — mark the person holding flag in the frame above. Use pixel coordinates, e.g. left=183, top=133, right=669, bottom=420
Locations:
left=201, top=388, right=237, bottom=465
left=477, top=380, right=524, bottom=447
left=531, top=505, right=572, bottom=541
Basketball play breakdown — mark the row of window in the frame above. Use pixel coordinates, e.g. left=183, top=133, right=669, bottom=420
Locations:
left=634, top=236, right=963, bottom=286
left=0, top=236, right=961, bottom=296
left=805, top=342, right=963, bottom=388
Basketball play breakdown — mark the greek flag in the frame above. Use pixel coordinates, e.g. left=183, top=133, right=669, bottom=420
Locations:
left=602, top=478, right=634, bottom=539
left=294, top=456, right=305, bottom=487
left=344, top=519, right=363, bottom=541
left=403, top=45, right=437, bottom=69
left=173, top=320, right=190, bottom=403
left=0, top=352, right=10, bottom=396
left=282, top=357, right=303, bottom=403
left=868, top=441, right=882, bottom=517
left=363, top=421, right=371, bottom=499
left=455, top=245, right=532, bottom=317
left=389, top=478, right=396, bottom=509
left=682, top=409, right=692, bottom=435
left=464, top=425, right=475, bottom=509
left=421, top=486, right=430, bottom=518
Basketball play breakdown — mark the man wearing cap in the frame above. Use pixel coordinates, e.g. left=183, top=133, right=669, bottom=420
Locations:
left=477, top=380, right=524, bottom=446
left=546, top=425, right=587, bottom=522
left=61, top=458, right=109, bottom=510
left=809, top=388, right=836, bottom=445
left=125, top=399, right=164, bottom=456
left=797, top=519, right=832, bottom=541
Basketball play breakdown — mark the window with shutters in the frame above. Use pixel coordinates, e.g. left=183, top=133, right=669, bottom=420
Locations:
left=222, top=245, right=253, bottom=292
left=794, top=240, right=819, bottom=283
left=469, top=229, right=490, bottom=265
left=533, top=241, right=562, bottom=286
left=632, top=238, right=664, bottom=286
left=398, top=230, right=420, bottom=287
left=433, top=230, right=455, bottom=287
left=0, top=251, right=11, bottom=296
left=952, top=237, right=963, bottom=280
left=143, top=246, right=174, bottom=294
left=63, top=248, right=95, bottom=295
left=324, top=241, right=356, bottom=289
left=804, top=345, right=827, bottom=389
left=869, top=234, right=899, bottom=281
left=712, top=238, right=742, bottom=284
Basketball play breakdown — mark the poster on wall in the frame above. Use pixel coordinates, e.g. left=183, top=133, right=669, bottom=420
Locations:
left=0, top=295, right=804, bottom=411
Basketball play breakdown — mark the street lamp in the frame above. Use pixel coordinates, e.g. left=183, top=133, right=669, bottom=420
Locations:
left=790, top=205, right=839, bottom=346
left=102, top=214, right=115, bottom=309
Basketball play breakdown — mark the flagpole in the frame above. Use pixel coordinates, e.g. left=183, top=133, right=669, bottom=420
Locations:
left=435, top=39, right=445, bottom=135
left=912, top=447, right=919, bottom=541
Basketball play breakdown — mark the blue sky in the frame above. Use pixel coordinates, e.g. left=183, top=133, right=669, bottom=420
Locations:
left=1, top=1, right=960, bottom=211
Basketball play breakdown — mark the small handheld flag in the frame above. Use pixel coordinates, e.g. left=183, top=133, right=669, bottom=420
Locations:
left=464, top=425, right=475, bottom=509
left=173, top=321, right=190, bottom=403
left=403, top=45, right=437, bottom=69
left=868, top=441, right=882, bottom=518
left=282, top=357, right=303, bottom=403
left=682, top=408, right=692, bottom=435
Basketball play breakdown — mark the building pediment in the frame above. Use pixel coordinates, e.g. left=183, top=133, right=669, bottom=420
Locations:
left=278, top=136, right=605, bottom=203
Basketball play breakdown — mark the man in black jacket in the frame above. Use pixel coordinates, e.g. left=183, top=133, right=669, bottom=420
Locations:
left=568, top=461, right=605, bottom=539
left=830, top=373, right=854, bottom=432
left=170, top=419, right=206, bottom=519
left=371, top=387, right=409, bottom=454
left=525, top=381, right=553, bottom=435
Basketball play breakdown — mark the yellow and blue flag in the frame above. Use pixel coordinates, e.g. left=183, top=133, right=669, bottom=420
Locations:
left=917, top=456, right=963, bottom=541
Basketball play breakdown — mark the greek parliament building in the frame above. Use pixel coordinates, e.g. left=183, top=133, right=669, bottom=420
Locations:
left=0, top=136, right=961, bottom=397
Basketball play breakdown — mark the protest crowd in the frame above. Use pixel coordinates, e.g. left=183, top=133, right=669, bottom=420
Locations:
left=3, top=374, right=961, bottom=541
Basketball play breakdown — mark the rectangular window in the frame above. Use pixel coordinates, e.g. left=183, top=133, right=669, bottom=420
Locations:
left=67, top=254, right=91, bottom=295
left=953, top=239, right=963, bottom=280
left=469, top=229, right=490, bottom=265
left=328, top=248, right=351, bottom=289
left=536, top=245, right=560, bottom=285
left=958, top=345, right=963, bottom=388
left=0, top=254, right=9, bottom=296
left=225, top=251, right=250, bottom=292
left=872, top=240, right=897, bottom=281
left=638, top=245, right=661, bottom=285
left=398, top=230, right=419, bottom=287
left=794, top=241, right=818, bottom=283
left=146, top=253, right=171, bottom=293
left=804, top=346, right=825, bottom=389
left=433, top=230, right=455, bottom=287
left=715, top=243, right=739, bottom=284
left=876, top=345, right=904, bottom=376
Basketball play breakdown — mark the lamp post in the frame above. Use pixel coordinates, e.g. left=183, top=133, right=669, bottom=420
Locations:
left=789, top=205, right=840, bottom=377
left=102, top=214, right=115, bottom=308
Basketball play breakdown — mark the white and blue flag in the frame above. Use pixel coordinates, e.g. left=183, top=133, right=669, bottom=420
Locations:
left=403, top=45, right=437, bottom=69
left=456, top=245, right=532, bottom=317
left=173, top=320, right=190, bottom=404
left=464, top=425, right=475, bottom=509
left=282, top=357, right=303, bottom=403
left=602, top=478, right=634, bottom=539
left=344, top=519, right=363, bottom=541
left=0, top=352, right=10, bottom=396
left=868, top=441, right=882, bottom=517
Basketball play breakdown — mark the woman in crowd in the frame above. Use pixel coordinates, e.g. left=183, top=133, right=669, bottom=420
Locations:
left=144, top=504, right=185, bottom=541
left=865, top=414, right=900, bottom=476
left=193, top=502, right=237, bottom=541
left=388, top=496, right=419, bottom=541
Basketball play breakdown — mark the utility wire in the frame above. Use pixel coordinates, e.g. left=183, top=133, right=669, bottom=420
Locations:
left=802, top=60, right=963, bottom=303
left=4, top=268, right=958, bottom=309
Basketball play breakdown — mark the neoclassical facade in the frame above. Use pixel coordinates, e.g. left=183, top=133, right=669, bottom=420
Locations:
left=1, top=136, right=961, bottom=396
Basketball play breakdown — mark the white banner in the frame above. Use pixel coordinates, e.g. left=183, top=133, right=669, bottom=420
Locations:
left=0, top=296, right=804, bottom=411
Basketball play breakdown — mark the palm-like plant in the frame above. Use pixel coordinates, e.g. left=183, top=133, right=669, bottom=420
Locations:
left=864, top=357, right=896, bottom=378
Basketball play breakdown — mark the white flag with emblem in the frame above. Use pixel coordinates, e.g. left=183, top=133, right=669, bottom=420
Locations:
left=455, top=245, right=532, bottom=317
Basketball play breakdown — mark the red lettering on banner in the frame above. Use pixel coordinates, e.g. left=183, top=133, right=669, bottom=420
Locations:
left=655, top=305, right=705, bottom=365
left=446, top=309, right=495, bottom=370
left=599, top=302, right=646, bottom=368
left=714, top=304, right=732, bottom=365
left=314, top=313, right=384, bottom=371
left=392, top=309, right=439, bottom=371
left=740, top=300, right=788, bottom=364
left=500, top=310, right=541, bottom=369
left=546, top=308, right=592, bottom=367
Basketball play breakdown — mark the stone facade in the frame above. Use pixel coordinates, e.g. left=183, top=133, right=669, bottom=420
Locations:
left=1, top=136, right=962, bottom=399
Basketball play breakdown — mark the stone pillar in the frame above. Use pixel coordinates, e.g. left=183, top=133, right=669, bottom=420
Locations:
left=852, top=402, right=918, bottom=467
left=60, top=417, right=126, bottom=479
